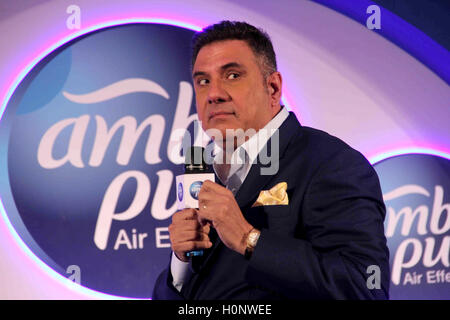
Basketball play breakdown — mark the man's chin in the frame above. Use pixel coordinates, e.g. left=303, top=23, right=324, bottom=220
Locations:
left=203, top=124, right=253, bottom=149
left=204, top=124, right=241, bottom=137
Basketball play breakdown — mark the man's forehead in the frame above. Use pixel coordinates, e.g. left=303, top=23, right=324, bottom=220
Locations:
left=193, top=40, right=258, bottom=73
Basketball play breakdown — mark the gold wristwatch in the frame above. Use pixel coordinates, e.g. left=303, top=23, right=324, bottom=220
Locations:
left=244, top=228, right=260, bottom=259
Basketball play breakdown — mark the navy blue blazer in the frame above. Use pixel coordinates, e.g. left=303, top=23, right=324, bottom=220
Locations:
left=152, top=112, right=390, bottom=300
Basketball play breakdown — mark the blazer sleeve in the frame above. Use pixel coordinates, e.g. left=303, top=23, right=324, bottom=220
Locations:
left=152, top=255, right=185, bottom=300
left=244, top=147, right=390, bottom=299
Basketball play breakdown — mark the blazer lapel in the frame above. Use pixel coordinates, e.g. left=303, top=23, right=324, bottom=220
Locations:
left=235, top=112, right=301, bottom=209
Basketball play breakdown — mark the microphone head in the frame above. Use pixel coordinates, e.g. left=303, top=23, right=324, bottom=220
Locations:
left=185, top=146, right=209, bottom=173
left=177, top=146, right=215, bottom=209
left=185, top=146, right=204, bottom=165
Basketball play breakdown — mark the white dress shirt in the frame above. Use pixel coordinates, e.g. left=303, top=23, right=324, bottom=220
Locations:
left=170, top=107, right=290, bottom=292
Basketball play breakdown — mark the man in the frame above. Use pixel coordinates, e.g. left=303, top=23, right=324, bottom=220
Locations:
left=153, top=21, right=390, bottom=299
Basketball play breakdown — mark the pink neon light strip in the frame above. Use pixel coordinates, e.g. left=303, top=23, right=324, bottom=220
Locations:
left=369, top=146, right=450, bottom=164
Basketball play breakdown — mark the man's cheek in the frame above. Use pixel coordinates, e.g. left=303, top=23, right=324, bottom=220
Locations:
left=196, top=105, right=207, bottom=123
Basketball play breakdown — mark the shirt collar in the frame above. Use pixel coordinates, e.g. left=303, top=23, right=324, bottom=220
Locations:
left=240, top=106, right=289, bottom=165
left=212, top=106, right=289, bottom=174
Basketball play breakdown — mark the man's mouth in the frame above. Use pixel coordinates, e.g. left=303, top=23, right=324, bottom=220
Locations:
left=209, top=111, right=235, bottom=120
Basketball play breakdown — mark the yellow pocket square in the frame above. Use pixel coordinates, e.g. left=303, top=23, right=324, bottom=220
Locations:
left=252, top=182, right=289, bottom=207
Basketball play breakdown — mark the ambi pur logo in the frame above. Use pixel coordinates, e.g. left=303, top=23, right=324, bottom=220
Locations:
left=374, top=154, right=450, bottom=299
left=189, top=181, right=203, bottom=200
left=0, top=23, right=202, bottom=298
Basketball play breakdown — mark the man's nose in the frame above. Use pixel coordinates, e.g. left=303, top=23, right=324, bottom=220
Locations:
left=207, top=80, right=229, bottom=104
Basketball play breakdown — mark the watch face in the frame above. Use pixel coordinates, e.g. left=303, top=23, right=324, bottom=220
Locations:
left=247, top=230, right=260, bottom=247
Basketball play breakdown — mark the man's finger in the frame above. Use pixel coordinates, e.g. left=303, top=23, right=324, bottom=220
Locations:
left=169, top=219, right=203, bottom=233
left=172, top=208, right=198, bottom=223
left=197, top=203, right=220, bottom=225
left=202, top=222, right=211, bottom=234
left=201, top=180, right=231, bottom=196
left=198, top=185, right=232, bottom=206
left=172, top=230, right=210, bottom=243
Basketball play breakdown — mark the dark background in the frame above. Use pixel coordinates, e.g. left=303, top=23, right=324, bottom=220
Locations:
left=372, top=0, right=450, bottom=50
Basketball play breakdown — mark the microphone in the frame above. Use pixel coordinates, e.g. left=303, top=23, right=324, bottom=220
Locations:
left=176, top=146, right=215, bottom=257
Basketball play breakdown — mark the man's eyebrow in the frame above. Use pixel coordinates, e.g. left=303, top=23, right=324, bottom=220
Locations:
left=192, top=70, right=207, bottom=78
left=220, top=62, right=244, bottom=71
left=192, top=62, right=245, bottom=78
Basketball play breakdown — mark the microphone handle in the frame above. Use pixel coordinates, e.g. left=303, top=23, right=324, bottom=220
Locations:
left=186, top=250, right=203, bottom=257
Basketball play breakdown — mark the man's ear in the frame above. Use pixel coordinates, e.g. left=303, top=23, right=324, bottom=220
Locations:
left=267, top=71, right=282, bottom=106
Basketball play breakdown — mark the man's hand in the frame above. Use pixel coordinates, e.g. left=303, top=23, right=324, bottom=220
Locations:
left=169, top=208, right=212, bottom=262
left=197, top=180, right=254, bottom=255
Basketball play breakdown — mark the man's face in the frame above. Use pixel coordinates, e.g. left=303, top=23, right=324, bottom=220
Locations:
left=192, top=40, right=281, bottom=144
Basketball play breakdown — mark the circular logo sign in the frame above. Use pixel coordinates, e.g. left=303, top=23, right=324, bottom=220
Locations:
left=373, top=153, right=450, bottom=299
left=0, top=23, right=199, bottom=298
left=189, top=181, right=203, bottom=200
left=177, top=182, right=184, bottom=202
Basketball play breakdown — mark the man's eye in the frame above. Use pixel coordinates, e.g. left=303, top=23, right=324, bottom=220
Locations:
left=227, top=73, right=240, bottom=80
left=198, top=79, right=209, bottom=85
